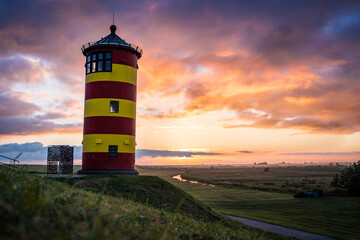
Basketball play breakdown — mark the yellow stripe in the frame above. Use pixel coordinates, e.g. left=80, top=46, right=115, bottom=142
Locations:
left=83, top=134, right=135, bottom=153
left=86, top=64, right=137, bottom=85
left=84, top=98, right=136, bottom=118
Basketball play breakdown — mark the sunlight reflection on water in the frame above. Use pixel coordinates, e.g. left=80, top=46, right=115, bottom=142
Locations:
left=172, top=174, right=215, bottom=187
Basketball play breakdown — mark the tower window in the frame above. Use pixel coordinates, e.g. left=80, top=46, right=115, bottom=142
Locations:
left=98, top=61, right=103, bottom=71
left=85, top=52, right=112, bottom=74
left=108, top=145, right=118, bottom=158
left=110, top=101, right=119, bottom=113
left=86, top=63, right=90, bottom=74
left=105, top=60, right=111, bottom=71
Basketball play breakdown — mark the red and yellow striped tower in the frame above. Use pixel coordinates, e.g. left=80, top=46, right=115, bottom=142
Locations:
left=78, top=25, right=142, bottom=175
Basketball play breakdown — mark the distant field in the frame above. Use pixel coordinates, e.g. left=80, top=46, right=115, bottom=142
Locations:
left=180, top=166, right=344, bottom=194
left=138, top=166, right=360, bottom=240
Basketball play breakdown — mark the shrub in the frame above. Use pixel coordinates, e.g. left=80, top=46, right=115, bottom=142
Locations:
left=331, top=160, right=360, bottom=196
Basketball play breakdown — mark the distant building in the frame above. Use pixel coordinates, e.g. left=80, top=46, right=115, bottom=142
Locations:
left=257, top=162, right=268, bottom=165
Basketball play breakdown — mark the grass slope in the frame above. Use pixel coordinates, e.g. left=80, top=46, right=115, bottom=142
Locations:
left=0, top=167, right=289, bottom=240
left=56, top=175, right=220, bottom=221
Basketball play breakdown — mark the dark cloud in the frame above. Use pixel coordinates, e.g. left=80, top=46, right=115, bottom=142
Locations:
left=0, top=142, right=82, bottom=162
left=36, top=112, right=68, bottom=120
left=136, top=149, right=221, bottom=158
left=0, top=92, right=40, bottom=118
left=0, top=117, right=81, bottom=135
left=238, top=151, right=254, bottom=154
left=0, top=142, right=43, bottom=153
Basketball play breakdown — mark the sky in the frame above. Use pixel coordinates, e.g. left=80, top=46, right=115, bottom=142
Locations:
left=0, top=0, right=359, bottom=165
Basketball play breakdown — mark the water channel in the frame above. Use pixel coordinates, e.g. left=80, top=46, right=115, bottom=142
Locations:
left=172, top=174, right=216, bottom=187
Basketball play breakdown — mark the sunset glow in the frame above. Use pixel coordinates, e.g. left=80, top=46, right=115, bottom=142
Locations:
left=0, top=1, right=359, bottom=165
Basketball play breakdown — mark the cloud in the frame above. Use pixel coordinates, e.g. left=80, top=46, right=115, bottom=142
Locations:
left=0, top=55, right=47, bottom=88
left=0, top=142, right=221, bottom=163
left=0, top=117, right=81, bottom=135
left=0, top=92, right=40, bottom=118
left=35, top=111, right=68, bottom=120
left=136, top=149, right=221, bottom=159
left=0, top=142, right=82, bottom=162
left=282, top=152, right=360, bottom=156
left=0, top=0, right=360, bottom=138
left=0, top=142, right=44, bottom=153
left=238, top=151, right=254, bottom=154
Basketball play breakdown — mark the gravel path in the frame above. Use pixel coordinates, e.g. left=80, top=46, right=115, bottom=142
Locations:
left=226, top=215, right=335, bottom=240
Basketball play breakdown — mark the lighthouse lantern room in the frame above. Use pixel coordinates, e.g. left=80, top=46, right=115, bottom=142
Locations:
left=78, top=25, right=142, bottom=175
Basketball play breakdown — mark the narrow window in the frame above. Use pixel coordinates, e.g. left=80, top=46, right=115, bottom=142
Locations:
left=98, top=53, right=103, bottom=60
left=86, top=63, right=90, bottom=74
left=87, top=55, right=91, bottom=62
left=110, top=101, right=119, bottom=113
left=98, top=61, right=103, bottom=71
left=105, top=60, right=111, bottom=71
left=106, top=52, right=112, bottom=59
left=92, top=62, right=96, bottom=72
left=108, top=145, right=118, bottom=158
left=92, top=54, right=96, bottom=61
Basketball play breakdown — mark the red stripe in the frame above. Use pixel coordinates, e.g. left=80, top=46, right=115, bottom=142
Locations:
left=113, top=49, right=138, bottom=68
left=84, top=47, right=138, bottom=68
left=85, top=81, right=136, bottom=101
left=82, top=152, right=135, bottom=170
left=84, top=116, right=135, bottom=135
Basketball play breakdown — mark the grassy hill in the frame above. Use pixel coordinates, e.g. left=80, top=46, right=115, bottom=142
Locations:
left=0, top=167, right=290, bottom=240
left=56, top=175, right=220, bottom=221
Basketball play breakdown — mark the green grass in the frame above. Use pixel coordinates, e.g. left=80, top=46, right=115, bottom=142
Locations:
left=0, top=166, right=289, bottom=240
left=56, top=175, right=220, bottom=221
left=180, top=166, right=343, bottom=194
left=17, top=164, right=82, bottom=173
left=211, top=198, right=360, bottom=240
left=138, top=166, right=360, bottom=240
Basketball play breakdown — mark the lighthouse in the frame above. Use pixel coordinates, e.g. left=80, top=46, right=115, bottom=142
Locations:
left=78, top=25, right=142, bottom=175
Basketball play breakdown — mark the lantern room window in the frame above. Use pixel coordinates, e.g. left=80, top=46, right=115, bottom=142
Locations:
left=86, top=52, right=112, bottom=74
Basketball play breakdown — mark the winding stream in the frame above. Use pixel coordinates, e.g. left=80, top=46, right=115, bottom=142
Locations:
left=172, top=174, right=216, bottom=187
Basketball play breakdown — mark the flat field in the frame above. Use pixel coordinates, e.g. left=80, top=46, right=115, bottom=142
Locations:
left=138, top=165, right=360, bottom=240
left=180, top=166, right=344, bottom=193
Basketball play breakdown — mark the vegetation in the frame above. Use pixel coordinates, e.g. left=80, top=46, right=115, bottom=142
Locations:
left=331, top=160, right=360, bottom=196
left=0, top=166, right=288, bottom=240
left=17, top=164, right=82, bottom=174
left=211, top=197, right=360, bottom=240
left=178, top=166, right=343, bottom=194
left=56, top=175, right=220, bottom=221
left=139, top=166, right=360, bottom=240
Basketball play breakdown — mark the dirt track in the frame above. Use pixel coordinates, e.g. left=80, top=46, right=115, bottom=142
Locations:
left=227, top=215, right=335, bottom=240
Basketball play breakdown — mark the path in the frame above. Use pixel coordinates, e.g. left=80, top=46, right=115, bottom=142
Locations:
left=226, top=215, right=335, bottom=240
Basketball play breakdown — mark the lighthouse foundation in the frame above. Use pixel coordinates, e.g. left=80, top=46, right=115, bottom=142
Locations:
left=77, top=169, right=139, bottom=175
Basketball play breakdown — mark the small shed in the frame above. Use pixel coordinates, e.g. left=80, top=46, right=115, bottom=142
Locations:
left=47, top=145, right=74, bottom=174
